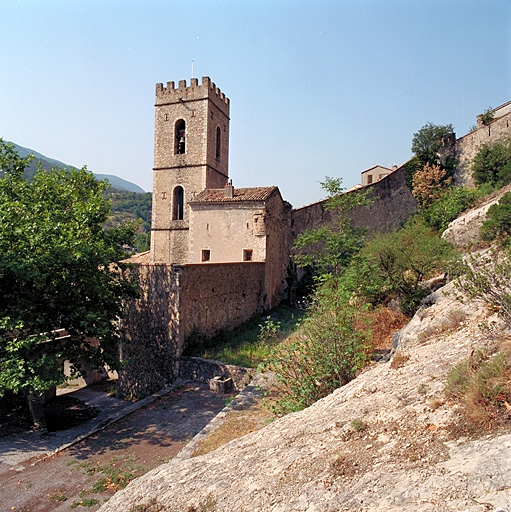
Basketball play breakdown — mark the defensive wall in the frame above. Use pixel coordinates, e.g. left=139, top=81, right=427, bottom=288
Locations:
left=175, top=261, right=267, bottom=348
left=440, top=100, right=511, bottom=186
left=292, top=165, right=417, bottom=238
left=118, top=263, right=180, bottom=399
left=118, top=261, right=267, bottom=399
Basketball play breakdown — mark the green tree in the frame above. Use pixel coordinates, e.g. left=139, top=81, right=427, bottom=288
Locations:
left=0, top=140, right=137, bottom=397
left=411, top=122, right=454, bottom=167
left=472, top=136, right=511, bottom=187
left=293, top=177, right=371, bottom=279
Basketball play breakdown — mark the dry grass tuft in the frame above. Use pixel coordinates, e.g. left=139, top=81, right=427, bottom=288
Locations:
left=447, top=340, right=511, bottom=429
left=390, top=353, right=410, bottom=369
left=359, top=307, right=408, bottom=352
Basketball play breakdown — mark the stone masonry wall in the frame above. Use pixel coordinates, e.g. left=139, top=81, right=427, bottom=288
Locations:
left=174, top=262, right=267, bottom=354
left=292, top=165, right=416, bottom=240
left=117, top=264, right=179, bottom=399
left=440, top=102, right=511, bottom=186
left=263, top=192, right=293, bottom=308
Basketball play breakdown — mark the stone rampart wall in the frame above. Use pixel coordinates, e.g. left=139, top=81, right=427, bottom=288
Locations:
left=117, top=264, right=179, bottom=399
left=440, top=103, right=511, bottom=186
left=292, top=166, right=416, bottom=239
left=175, top=262, right=267, bottom=353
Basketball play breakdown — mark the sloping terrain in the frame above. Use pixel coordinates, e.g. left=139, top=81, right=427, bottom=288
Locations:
left=4, top=141, right=145, bottom=193
left=99, top=280, right=511, bottom=512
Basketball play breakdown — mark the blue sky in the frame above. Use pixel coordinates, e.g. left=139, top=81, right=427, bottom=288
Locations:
left=1, top=0, right=510, bottom=207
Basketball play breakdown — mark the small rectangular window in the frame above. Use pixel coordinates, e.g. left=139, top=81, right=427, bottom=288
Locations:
left=243, top=249, right=253, bottom=261
left=367, top=175, right=373, bottom=184
left=201, top=249, right=211, bottom=262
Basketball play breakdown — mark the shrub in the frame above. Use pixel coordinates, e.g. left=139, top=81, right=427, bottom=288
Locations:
left=423, top=186, right=477, bottom=233
left=481, top=192, right=511, bottom=243
left=265, top=302, right=368, bottom=415
left=472, top=136, right=511, bottom=187
left=350, top=418, right=366, bottom=431
left=412, top=163, right=451, bottom=208
left=456, top=248, right=511, bottom=326
left=478, top=107, right=495, bottom=126
left=447, top=344, right=511, bottom=427
left=258, top=316, right=281, bottom=342
left=359, top=220, right=456, bottom=315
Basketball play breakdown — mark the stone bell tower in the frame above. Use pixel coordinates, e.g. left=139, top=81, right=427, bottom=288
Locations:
left=150, top=76, right=230, bottom=263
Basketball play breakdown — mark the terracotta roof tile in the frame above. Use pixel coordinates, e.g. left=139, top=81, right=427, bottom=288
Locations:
left=124, top=250, right=151, bottom=264
left=190, top=186, right=277, bottom=203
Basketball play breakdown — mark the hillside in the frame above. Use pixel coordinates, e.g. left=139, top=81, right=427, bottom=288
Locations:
left=4, top=141, right=145, bottom=193
left=4, top=141, right=152, bottom=251
left=99, top=198, right=511, bottom=512
left=100, top=283, right=511, bottom=511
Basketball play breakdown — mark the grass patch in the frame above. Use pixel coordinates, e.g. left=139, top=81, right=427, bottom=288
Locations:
left=72, top=453, right=147, bottom=496
left=71, top=498, right=99, bottom=508
left=184, top=304, right=306, bottom=367
left=447, top=339, right=511, bottom=428
left=49, top=491, right=67, bottom=502
left=350, top=418, right=367, bottom=432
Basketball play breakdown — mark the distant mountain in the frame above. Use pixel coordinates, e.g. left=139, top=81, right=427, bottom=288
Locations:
left=5, top=141, right=146, bottom=193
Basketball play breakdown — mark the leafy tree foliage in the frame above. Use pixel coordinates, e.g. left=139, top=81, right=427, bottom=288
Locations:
left=105, top=191, right=152, bottom=252
left=422, top=186, right=477, bottom=233
left=358, top=220, right=455, bottom=315
left=411, top=122, right=454, bottom=167
left=472, top=136, right=511, bottom=187
left=293, top=177, right=371, bottom=278
left=0, top=140, right=137, bottom=396
left=481, top=192, right=511, bottom=243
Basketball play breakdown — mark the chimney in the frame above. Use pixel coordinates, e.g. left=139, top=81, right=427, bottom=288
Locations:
left=224, top=180, right=234, bottom=199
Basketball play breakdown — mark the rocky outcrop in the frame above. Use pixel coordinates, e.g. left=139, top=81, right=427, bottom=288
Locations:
left=442, top=185, right=511, bottom=248
left=99, top=281, right=511, bottom=512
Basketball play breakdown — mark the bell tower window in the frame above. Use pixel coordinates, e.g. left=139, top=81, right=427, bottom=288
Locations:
left=175, top=119, right=186, bottom=154
left=216, top=126, right=221, bottom=160
left=172, top=186, right=184, bottom=220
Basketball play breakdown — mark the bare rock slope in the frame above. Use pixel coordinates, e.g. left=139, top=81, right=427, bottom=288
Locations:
left=100, top=281, right=511, bottom=512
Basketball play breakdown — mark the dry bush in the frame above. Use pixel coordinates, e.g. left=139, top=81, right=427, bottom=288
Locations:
left=447, top=342, right=511, bottom=428
left=412, top=163, right=452, bottom=208
left=390, top=353, right=409, bottom=369
left=359, top=307, right=408, bottom=351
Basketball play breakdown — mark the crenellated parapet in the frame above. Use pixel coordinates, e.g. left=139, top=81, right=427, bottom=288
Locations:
left=155, top=76, right=230, bottom=115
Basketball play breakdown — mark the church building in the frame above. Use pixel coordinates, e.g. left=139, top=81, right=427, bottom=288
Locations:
left=150, top=76, right=291, bottom=275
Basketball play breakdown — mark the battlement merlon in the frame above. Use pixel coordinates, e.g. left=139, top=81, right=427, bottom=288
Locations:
left=155, top=76, right=230, bottom=115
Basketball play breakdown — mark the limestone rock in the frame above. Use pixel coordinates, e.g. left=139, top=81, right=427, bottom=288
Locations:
left=99, top=281, right=511, bottom=512
left=442, top=185, right=511, bottom=248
